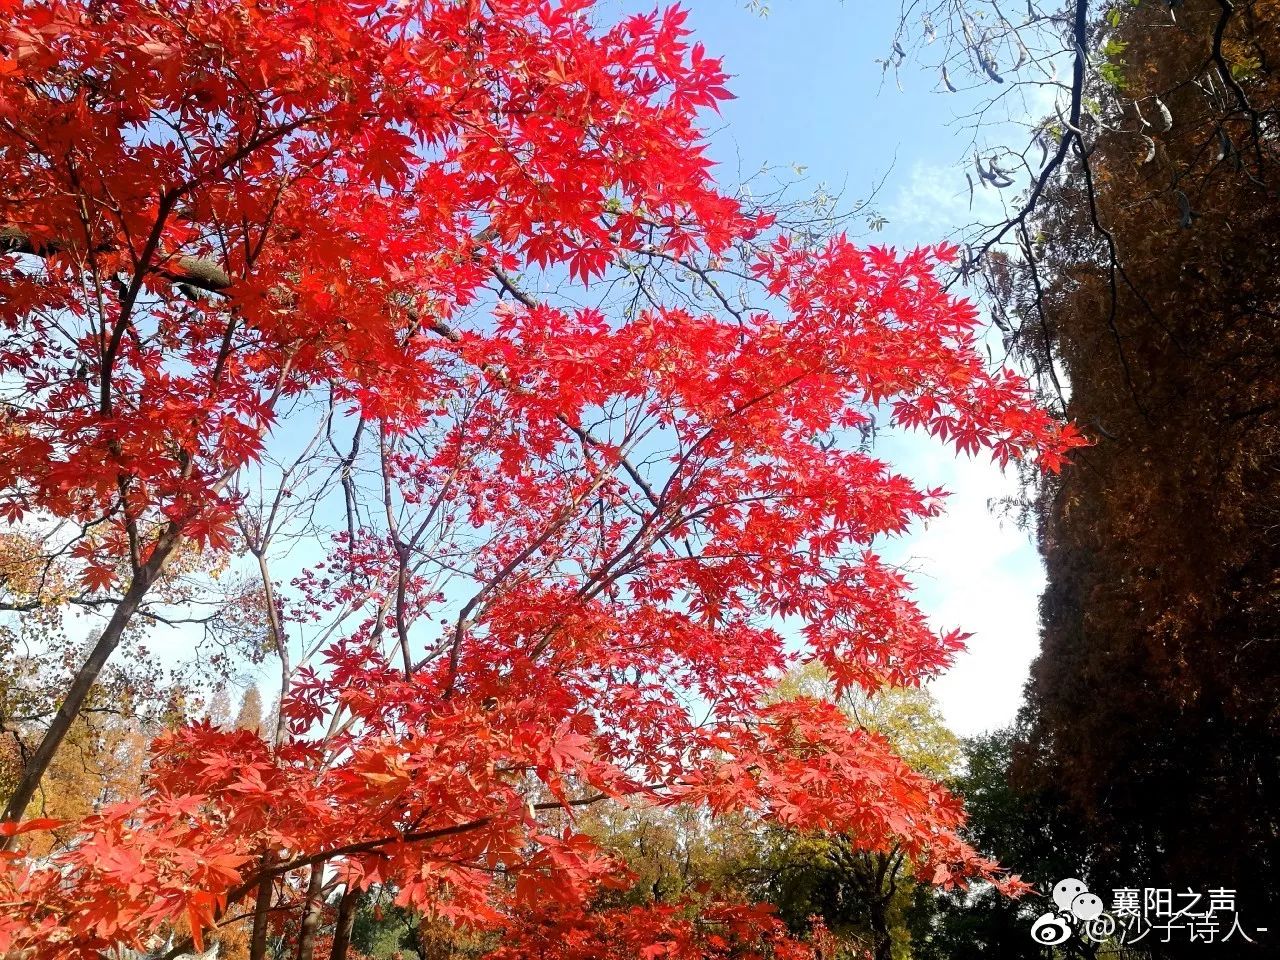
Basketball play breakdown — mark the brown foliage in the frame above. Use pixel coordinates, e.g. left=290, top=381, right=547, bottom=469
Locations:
left=1006, top=0, right=1280, bottom=923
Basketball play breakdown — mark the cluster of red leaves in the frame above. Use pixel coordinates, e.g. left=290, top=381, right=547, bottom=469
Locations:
left=0, top=0, right=1072, bottom=956
left=0, top=0, right=746, bottom=567
left=487, top=901, right=818, bottom=960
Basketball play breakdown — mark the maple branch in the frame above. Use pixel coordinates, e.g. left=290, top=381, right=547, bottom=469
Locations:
left=103, top=190, right=183, bottom=416
left=314, top=794, right=615, bottom=875
left=633, top=243, right=745, bottom=323
left=155, top=793, right=621, bottom=960
left=1, top=225, right=233, bottom=292
left=7, top=217, right=723, bottom=527
left=0, top=522, right=184, bottom=842
left=414, top=283, right=677, bottom=687
left=441, top=460, right=617, bottom=696
left=2, top=343, right=299, bottom=832
left=489, top=264, right=539, bottom=308
left=470, top=267, right=664, bottom=511
left=371, top=426, right=410, bottom=675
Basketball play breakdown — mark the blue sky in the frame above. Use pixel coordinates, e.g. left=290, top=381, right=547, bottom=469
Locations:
left=614, top=0, right=1048, bottom=736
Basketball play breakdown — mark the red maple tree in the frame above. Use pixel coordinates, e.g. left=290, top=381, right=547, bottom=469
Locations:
left=0, top=0, right=1080, bottom=957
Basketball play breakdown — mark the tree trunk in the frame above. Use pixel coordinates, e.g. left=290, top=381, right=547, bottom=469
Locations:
left=328, top=887, right=358, bottom=960
left=868, top=895, right=892, bottom=960
left=248, top=873, right=274, bottom=960
left=0, top=528, right=181, bottom=838
left=294, top=864, right=326, bottom=960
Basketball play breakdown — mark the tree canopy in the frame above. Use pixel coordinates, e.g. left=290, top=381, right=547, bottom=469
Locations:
left=0, top=1, right=1078, bottom=958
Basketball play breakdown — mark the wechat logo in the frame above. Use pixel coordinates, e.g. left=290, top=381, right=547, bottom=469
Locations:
left=1031, top=878, right=1113, bottom=946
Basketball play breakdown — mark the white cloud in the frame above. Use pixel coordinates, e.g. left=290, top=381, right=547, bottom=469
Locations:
left=880, top=430, right=1043, bottom=737
left=888, top=157, right=1020, bottom=241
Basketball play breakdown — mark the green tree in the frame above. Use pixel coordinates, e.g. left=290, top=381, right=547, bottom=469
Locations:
left=749, top=668, right=964, bottom=960
left=908, top=725, right=1090, bottom=960
left=581, top=668, right=969, bottom=959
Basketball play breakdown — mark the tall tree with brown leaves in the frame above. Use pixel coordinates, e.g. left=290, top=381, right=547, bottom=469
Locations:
left=997, top=0, right=1280, bottom=935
